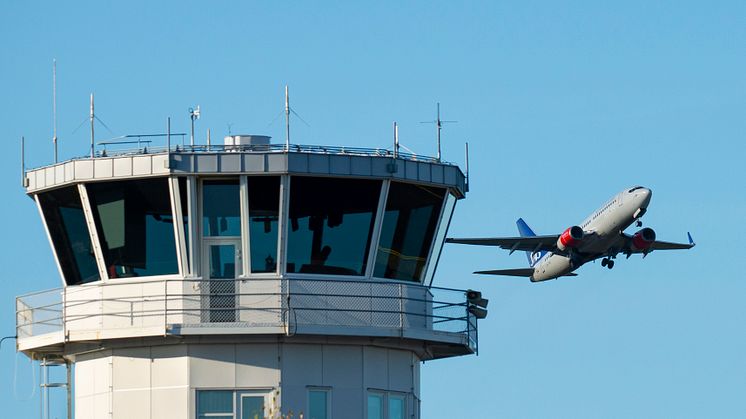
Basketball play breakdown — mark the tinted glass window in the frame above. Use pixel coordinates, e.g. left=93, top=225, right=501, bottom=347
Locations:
left=374, top=182, right=445, bottom=282
left=389, top=395, right=405, bottom=419
left=367, top=393, right=383, bottom=419
left=423, top=192, right=457, bottom=285
left=203, top=179, right=241, bottom=237
left=308, top=390, right=329, bottom=419
left=88, top=178, right=178, bottom=277
left=287, top=177, right=381, bottom=275
left=248, top=176, right=281, bottom=273
left=38, top=186, right=100, bottom=285
left=197, top=390, right=233, bottom=417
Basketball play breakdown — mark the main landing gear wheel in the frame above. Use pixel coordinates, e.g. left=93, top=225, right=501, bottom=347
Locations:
left=601, top=258, right=615, bottom=269
left=601, top=258, right=608, bottom=267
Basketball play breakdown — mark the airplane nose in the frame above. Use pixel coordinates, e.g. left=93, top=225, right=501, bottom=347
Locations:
left=640, top=188, right=652, bottom=207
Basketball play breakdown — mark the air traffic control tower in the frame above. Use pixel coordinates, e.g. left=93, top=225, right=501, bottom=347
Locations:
left=16, top=134, right=483, bottom=419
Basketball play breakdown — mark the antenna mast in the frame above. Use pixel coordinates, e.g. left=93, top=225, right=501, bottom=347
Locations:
left=464, top=141, right=470, bottom=192
left=53, top=59, right=58, bottom=163
left=420, top=102, right=456, bottom=162
left=393, top=122, right=399, bottom=158
left=89, top=93, right=95, bottom=158
left=189, top=106, right=200, bottom=146
left=285, top=85, right=290, bottom=150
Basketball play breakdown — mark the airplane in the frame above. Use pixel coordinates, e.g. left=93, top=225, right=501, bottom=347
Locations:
left=446, top=186, right=695, bottom=282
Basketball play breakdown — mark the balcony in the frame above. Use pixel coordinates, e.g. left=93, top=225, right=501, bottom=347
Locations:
left=16, top=278, right=478, bottom=359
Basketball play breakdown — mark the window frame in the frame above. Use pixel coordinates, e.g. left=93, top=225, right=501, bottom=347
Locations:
left=307, top=386, right=332, bottom=419
left=243, top=175, right=284, bottom=278
left=370, top=181, right=448, bottom=284
left=366, top=390, right=386, bottom=419
left=195, top=388, right=275, bottom=419
left=366, top=390, right=409, bottom=419
left=35, top=188, right=104, bottom=286
left=422, top=190, right=457, bottom=287
left=283, top=175, right=383, bottom=278
left=170, top=176, right=190, bottom=278
left=82, top=179, right=184, bottom=281
left=198, top=177, right=243, bottom=279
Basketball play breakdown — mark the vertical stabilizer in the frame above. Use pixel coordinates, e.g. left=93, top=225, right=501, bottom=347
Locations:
left=516, top=218, right=545, bottom=267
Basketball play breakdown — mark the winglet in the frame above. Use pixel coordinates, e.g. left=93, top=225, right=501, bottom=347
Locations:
left=687, top=232, right=695, bottom=246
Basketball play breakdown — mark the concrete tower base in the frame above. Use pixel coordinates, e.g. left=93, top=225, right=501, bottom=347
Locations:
left=74, top=340, right=421, bottom=419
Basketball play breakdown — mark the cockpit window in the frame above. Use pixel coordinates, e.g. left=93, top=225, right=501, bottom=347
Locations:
left=628, top=186, right=644, bottom=193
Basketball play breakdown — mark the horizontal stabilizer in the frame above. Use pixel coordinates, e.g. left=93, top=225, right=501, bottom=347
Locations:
left=474, top=268, right=535, bottom=277
left=474, top=268, right=579, bottom=279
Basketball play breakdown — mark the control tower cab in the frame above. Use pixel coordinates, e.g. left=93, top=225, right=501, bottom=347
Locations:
left=17, top=134, right=482, bottom=419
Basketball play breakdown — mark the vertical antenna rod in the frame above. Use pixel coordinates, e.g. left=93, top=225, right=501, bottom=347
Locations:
left=436, top=103, right=441, bottom=161
left=189, top=106, right=200, bottom=147
left=21, top=136, right=25, bottom=187
left=207, top=128, right=211, bottom=150
left=465, top=141, right=470, bottom=192
left=285, top=85, right=290, bottom=150
left=393, top=122, right=400, bottom=158
left=167, top=117, right=171, bottom=150
left=420, top=102, right=456, bottom=162
left=53, top=59, right=58, bottom=163
left=89, top=93, right=95, bottom=158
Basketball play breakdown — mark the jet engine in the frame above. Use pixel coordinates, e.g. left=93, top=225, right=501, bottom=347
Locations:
left=631, top=227, right=656, bottom=251
left=557, top=226, right=584, bottom=251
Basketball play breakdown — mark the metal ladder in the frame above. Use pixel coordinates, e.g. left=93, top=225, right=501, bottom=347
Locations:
left=39, top=355, right=72, bottom=419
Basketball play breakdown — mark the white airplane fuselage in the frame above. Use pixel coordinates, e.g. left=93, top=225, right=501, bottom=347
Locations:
left=531, top=187, right=652, bottom=281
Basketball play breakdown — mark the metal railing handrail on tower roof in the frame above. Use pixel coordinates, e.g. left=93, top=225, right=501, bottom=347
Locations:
left=26, top=142, right=449, bottom=173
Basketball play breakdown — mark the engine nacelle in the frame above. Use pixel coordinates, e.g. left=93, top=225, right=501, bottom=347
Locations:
left=557, top=226, right=584, bottom=251
left=632, top=227, right=656, bottom=251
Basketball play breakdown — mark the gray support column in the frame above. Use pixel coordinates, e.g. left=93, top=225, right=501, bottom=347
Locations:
left=169, top=177, right=189, bottom=277
left=239, top=175, right=251, bottom=277
left=78, top=184, right=109, bottom=281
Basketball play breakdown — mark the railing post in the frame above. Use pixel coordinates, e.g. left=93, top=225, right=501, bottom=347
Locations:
left=164, top=279, right=168, bottom=336
left=399, top=283, right=404, bottom=332
left=465, top=296, right=471, bottom=345
left=62, top=288, right=67, bottom=342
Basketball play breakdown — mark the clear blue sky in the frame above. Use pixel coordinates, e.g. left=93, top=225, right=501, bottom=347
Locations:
left=1, top=1, right=744, bottom=417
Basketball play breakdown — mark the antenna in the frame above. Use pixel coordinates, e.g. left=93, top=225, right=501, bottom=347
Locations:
left=207, top=128, right=211, bottom=150
left=52, top=59, right=58, bottom=163
left=89, top=93, right=94, bottom=158
left=189, top=106, right=200, bottom=146
left=393, top=122, right=400, bottom=158
left=420, top=102, right=457, bottom=162
left=285, top=85, right=290, bottom=150
left=464, top=141, right=470, bottom=192
left=167, top=117, right=171, bottom=150
left=21, top=136, right=26, bottom=187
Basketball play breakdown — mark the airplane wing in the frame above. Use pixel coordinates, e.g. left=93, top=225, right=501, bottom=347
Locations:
left=620, top=232, right=696, bottom=255
left=474, top=268, right=577, bottom=277
left=446, top=234, right=560, bottom=254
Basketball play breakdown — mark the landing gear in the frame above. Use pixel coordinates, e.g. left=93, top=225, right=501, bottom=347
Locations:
left=636, top=219, right=643, bottom=227
left=601, top=258, right=615, bottom=269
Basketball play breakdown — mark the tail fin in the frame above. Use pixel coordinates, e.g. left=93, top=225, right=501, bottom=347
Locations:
left=516, top=218, right=546, bottom=267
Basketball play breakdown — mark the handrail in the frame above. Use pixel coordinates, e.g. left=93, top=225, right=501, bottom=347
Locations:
left=16, top=277, right=478, bottom=354
left=25, top=142, right=453, bottom=173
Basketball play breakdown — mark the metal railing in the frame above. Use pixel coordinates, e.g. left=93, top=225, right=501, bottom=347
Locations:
left=16, top=278, right=477, bottom=353
left=65, top=142, right=444, bottom=164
